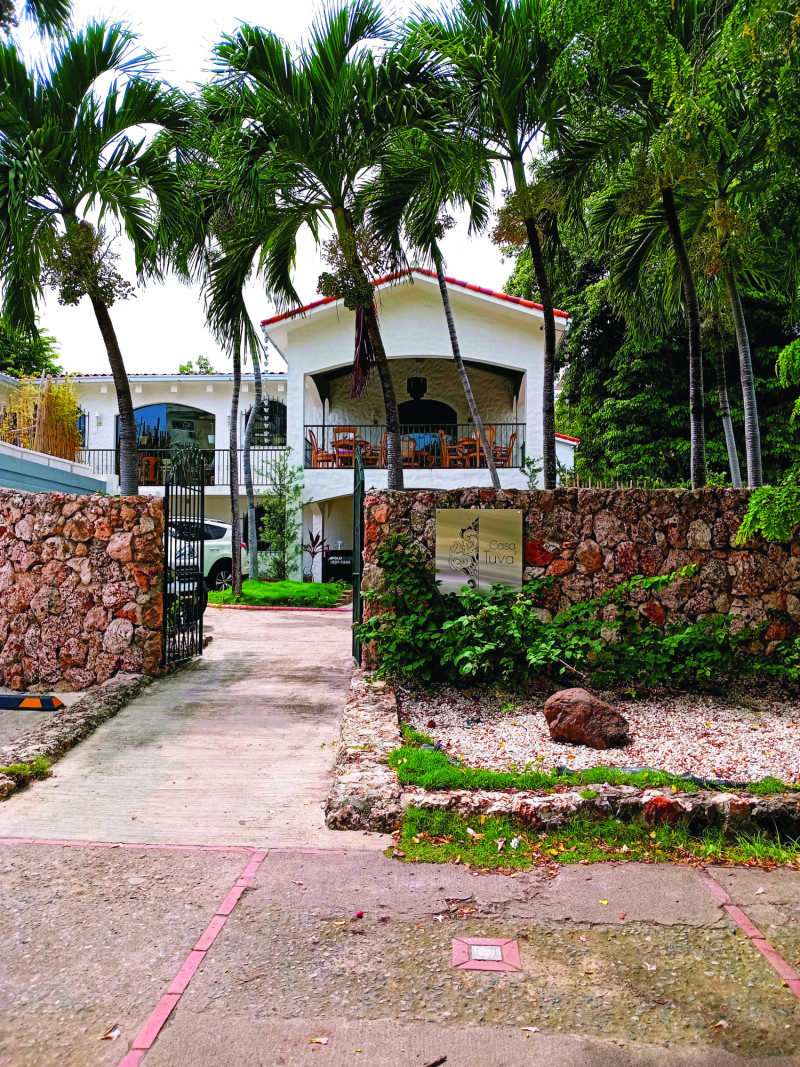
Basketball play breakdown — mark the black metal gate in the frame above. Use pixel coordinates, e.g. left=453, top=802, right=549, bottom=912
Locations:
left=162, top=449, right=205, bottom=667
left=352, top=445, right=365, bottom=665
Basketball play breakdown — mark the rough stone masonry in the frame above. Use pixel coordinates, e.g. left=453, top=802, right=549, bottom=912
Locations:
left=362, top=487, right=800, bottom=662
left=0, top=490, right=164, bottom=690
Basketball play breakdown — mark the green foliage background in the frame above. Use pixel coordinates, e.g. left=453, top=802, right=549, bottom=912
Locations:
left=505, top=249, right=800, bottom=486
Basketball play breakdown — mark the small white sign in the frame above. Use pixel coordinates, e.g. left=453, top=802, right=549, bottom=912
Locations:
left=470, top=945, right=502, bottom=962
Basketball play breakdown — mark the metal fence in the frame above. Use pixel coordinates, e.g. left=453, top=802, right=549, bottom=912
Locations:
left=304, top=423, right=525, bottom=470
left=77, top=447, right=286, bottom=488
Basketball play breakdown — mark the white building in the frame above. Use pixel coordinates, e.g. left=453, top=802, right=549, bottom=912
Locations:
left=68, top=268, right=577, bottom=578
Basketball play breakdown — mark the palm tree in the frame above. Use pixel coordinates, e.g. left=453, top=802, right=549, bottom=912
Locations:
left=211, top=1, right=444, bottom=491
left=411, top=0, right=568, bottom=488
left=367, top=131, right=502, bottom=488
left=0, top=24, right=188, bottom=494
left=243, top=346, right=264, bottom=581
left=1, top=0, right=70, bottom=36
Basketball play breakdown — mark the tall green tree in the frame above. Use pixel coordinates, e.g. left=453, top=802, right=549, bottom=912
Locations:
left=210, top=1, right=443, bottom=491
left=0, top=24, right=188, bottom=494
left=0, top=315, right=60, bottom=377
left=366, top=130, right=501, bottom=487
left=411, top=0, right=568, bottom=488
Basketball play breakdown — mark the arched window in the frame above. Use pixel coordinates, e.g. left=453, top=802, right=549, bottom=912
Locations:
left=121, top=403, right=216, bottom=449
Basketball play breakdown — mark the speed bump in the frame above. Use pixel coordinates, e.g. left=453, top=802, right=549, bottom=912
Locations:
left=0, top=695, right=64, bottom=711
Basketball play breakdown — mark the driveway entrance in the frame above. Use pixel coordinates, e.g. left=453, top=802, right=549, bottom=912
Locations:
left=0, top=609, right=382, bottom=850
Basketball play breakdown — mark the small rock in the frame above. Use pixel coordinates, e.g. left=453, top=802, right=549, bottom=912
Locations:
left=543, top=688, right=630, bottom=750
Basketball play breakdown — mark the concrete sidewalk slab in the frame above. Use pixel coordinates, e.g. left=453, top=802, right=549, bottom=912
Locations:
left=147, top=1015, right=781, bottom=1067
left=152, top=852, right=800, bottom=1062
left=0, top=611, right=388, bottom=851
left=0, top=843, right=245, bottom=1067
left=709, top=866, right=800, bottom=967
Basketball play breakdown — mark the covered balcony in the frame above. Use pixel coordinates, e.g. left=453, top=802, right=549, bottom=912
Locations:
left=304, top=423, right=524, bottom=469
left=302, top=357, right=526, bottom=472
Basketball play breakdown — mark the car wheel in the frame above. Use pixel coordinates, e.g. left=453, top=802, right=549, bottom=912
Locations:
left=208, top=560, right=233, bottom=591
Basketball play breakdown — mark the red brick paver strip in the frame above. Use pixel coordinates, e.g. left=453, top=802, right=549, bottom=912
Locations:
left=698, top=869, right=800, bottom=999
left=116, top=849, right=269, bottom=1064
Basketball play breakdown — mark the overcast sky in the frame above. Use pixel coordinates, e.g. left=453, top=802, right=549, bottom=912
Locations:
left=21, top=0, right=512, bottom=375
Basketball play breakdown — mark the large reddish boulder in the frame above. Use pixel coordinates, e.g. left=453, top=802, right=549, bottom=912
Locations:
left=543, top=688, right=630, bottom=749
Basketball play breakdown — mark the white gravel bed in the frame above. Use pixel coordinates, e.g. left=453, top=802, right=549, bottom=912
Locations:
left=398, top=688, right=800, bottom=784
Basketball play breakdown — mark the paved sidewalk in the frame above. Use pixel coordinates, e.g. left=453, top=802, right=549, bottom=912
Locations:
left=0, top=610, right=383, bottom=850
left=1, top=608, right=798, bottom=1066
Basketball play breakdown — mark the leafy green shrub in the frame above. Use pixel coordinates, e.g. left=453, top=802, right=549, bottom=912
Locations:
left=735, top=470, right=800, bottom=544
left=360, top=535, right=796, bottom=691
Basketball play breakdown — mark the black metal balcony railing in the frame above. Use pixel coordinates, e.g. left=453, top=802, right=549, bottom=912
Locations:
left=77, top=447, right=287, bottom=488
left=304, top=424, right=525, bottom=470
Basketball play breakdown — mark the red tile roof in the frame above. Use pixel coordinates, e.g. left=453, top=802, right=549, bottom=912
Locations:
left=554, top=432, right=580, bottom=444
left=260, top=267, right=570, bottom=327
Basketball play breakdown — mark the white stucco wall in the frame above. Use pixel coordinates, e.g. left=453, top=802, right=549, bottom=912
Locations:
left=268, top=272, right=566, bottom=489
left=71, top=373, right=287, bottom=451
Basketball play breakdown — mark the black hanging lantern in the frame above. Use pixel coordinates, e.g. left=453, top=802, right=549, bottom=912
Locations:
left=406, top=376, right=427, bottom=401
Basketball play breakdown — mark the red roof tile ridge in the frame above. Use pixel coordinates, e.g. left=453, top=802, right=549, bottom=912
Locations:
left=260, top=267, right=569, bottom=326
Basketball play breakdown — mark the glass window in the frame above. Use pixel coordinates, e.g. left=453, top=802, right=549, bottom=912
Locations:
left=124, top=403, right=216, bottom=450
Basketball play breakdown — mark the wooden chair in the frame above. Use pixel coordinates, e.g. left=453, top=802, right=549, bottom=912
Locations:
left=400, top=435, right=418, bottom=467
left=308, top=429, right=336, bottom=468
left=332, top=426, right=357, bottom=468
left=439, top=429, right=467, bottom=468
left=493, top=431, right=517, bottom=468
left=139, top=455, right=161, bottom=485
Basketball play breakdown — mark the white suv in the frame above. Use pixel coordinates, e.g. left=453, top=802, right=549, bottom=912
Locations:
left=169, top=518, right=249, bottom=590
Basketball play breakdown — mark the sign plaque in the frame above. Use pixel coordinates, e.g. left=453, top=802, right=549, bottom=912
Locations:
left=435, top=509, right=523, bottom=595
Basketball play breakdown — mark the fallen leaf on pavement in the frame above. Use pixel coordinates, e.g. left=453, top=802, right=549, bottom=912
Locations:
left=710, top=1020, right=729, bottom=1030
left=643, top=962, right=656, bottom=972
left=618, top=913, right=626, bottom=920
left=100, top=1024, right=120, bottom=1041
left=599, top=900, right=608, bottom=906
left=308, top=1037, right=329, bottom=1045
left=756, top=887, right=765, bottom=895
left=521, top=1026, right=540, bottom=1033
left=392, top=849, right=405, bottom=857
left=580, top=936, right=587, bottom=943
left=333, top=921, right=345, bottom=926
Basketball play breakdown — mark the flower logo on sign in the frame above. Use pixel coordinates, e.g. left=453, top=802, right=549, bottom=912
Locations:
left=448, top=516, right=479, bottom=589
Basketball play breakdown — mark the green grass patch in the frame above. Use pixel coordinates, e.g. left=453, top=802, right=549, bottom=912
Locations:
left=209, top=579, right=344, bottom=608
left=394, top=807, right=800, bottom=870
left=392, top=729, right=799, bottom=796
left=0, top=756, right=49, bottom=784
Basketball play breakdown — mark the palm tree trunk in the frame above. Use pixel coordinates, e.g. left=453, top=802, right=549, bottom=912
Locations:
left=661, top=185, right=707, bottom=489
left=710, top=312, right=742, bottom=487
left=433, top=245, right=501, bottom=490
left=244, top=346, right=263, bottom=580
left=89, top=295, right=138, bottom=495
left=363, top=306, right=404, bottom=490
left=335, top=207, right=404, bottom=490
left=229, top=351, right=242, bottom=596
left=724, top=269, right=763, bottom=488
left=511, top=161, right=557, bottom=490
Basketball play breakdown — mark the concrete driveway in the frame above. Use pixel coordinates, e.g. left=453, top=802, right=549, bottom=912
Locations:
left=0, top=609, right=383, bottom=850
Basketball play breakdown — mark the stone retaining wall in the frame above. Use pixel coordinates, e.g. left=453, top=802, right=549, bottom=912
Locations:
left=0, top=490, right=164, bottom=690
left=362, top=488, right=799, bottom=657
